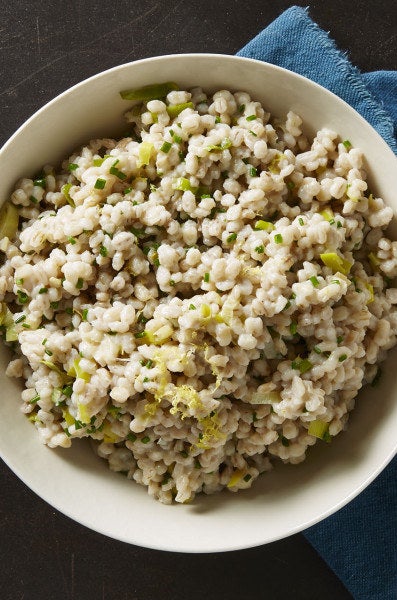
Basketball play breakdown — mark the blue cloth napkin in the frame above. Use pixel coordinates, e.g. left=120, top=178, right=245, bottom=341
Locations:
left=237, top=7, right=397, bottom=600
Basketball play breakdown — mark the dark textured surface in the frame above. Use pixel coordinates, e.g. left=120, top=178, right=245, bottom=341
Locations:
left=1, top=1, right=395, bottom=598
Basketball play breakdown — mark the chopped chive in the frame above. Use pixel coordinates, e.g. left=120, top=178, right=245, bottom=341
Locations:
left=15, top=315, right=26, bottom=324
left=291, top=358, right=313, bottom=374
left=15, top=278, right=24, bottom=286
left=50, top=301, right=59, bottom=309
left=298, top=217, right=304, bottom=226
left=109, top=166, right=127, bottom=180
left=290, top=322, right=298, bottom=335
left=172, top=133, right=182, bottom=143
left=287, top=181, right=295, bottom=190
left=68, top=163, right=78, bottom=171
left=331, top=279, right=341, bottom=285
left=238, top=104, right=245, bottom=113
left=246, top=115, right=257, bottom=121
left=33, top=178, right=46, bottom=189
left=94, top=178, right=106, bottom=190
left=343, top=140, right=352, bottom=149
left=99, top=245, right=108, bottom=257
left=134, top=331, right=146, bottom=339
left=310, top=276, right=319, bottom=287
left=283, top=300, right=291, bottom=311
left=249, top=130, right=257, bottom=136
left=336, top=335, right=344, bottom=344
left=17, top=290, right=29, bottom=304
left=76, top=278, right=84, bottom=289
left=313, top=346, right=322, bottom=354
left=243, top=473, right=252, bottom=482
left=249, top=166, right=257, bottom=177
left=215, top=116, right=221, bottom=123
left=65, top=307, right=73, bottom=315
left=226, top=232, right=237, bottom=243
left=29, top=394, right=40, bottom=404
left=189, top=304, right=196, bottom=310
left=338, top=354, right=347, bottom=362
left=123, top=187, right=133, bottom=195
left=336, top=221, right=343, bottom=228
left=29, top=195, right=38, bottom=204
left=45, top=348, right=53, bottom=356
left=81, top=309, right=88, bottom=321
left=160, top=141, right=172, bottom=153
left=203, top=272, right=210, bottom=283
left=274, top=233, right=283, bottom=244
left=255, top=245, right=264, bottom=254
left=141, top=436, right=150, bottom=444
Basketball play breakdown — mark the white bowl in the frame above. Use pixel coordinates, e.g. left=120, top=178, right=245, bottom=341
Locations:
left=1, top=54, right=396, bottom=553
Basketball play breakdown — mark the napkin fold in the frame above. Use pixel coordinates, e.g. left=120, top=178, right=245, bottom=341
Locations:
left=237, top=7, right=397, bottom=600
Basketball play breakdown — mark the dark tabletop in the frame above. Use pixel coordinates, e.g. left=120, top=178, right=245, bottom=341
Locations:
left=1, top=1, right=396, bottom=599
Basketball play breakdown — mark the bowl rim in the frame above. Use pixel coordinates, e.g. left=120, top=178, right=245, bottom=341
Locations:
left=1, top=52, right=396, bottom=552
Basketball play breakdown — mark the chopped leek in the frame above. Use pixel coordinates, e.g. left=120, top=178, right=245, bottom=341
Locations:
left=320, top=252, right=352, bottom=276
left=227, top=470, right=244, bottom=488
left=172, top=177, right=198, bottom=193
left=308, top=420, right=331, bottom=441
left=319, top=208, right=334, bottom=222
left=0, top=202, right=19, bottom=241
left=205, top=138, right=232, bottom=152
left=254, top=220, right=275, bottom=232
left=291, top=358, right=313, bottom=374
left=368, top=252, right=380, bottom=268
left=78, top=402, right=90, bottom=424
left=120, top=81, right=179, bottom=101
left=249, top=390, right=281, bottom=404
left=166, top=102, right=194, bottom=118
left=137, top=142, right=154, bottom=167
left=61, top=183, right=75, bottom=207
left=67, top=357, right=91, bottom=382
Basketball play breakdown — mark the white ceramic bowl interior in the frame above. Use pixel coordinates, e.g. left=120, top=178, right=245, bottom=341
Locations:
left=1, top=54, right=396, bottom=553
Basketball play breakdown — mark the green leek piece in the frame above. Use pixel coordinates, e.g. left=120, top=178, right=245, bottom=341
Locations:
left=227, top=469, right=244, bottom=488
left=368, top=252, right=380, bottom=268
left=0, top=202, right=19, bottom=241
left=166, top=102, right=194, bottom=118
left=61, top=183, right=75, bottom=207
left=205, top=138, right=232, bottom=152
left=1, top=305, right=18, bottom=341
left=67, top=357, right=91, bottom=382
left=320, top=252, right=352, bottom=276
left=319, top=208, right=334, bottom=222
left=291, top=358, right=313, bottom=374
left=308, top=420, right=331, bottom=441
left=249, top=390, right=281, bottom=404
left=120, top=81, right=179, bottom=101
left=137, top=142, right=154, bottom=167
left=172, top=177, right=198, bottom=193
left=254, top=220, right=275, bottom=232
